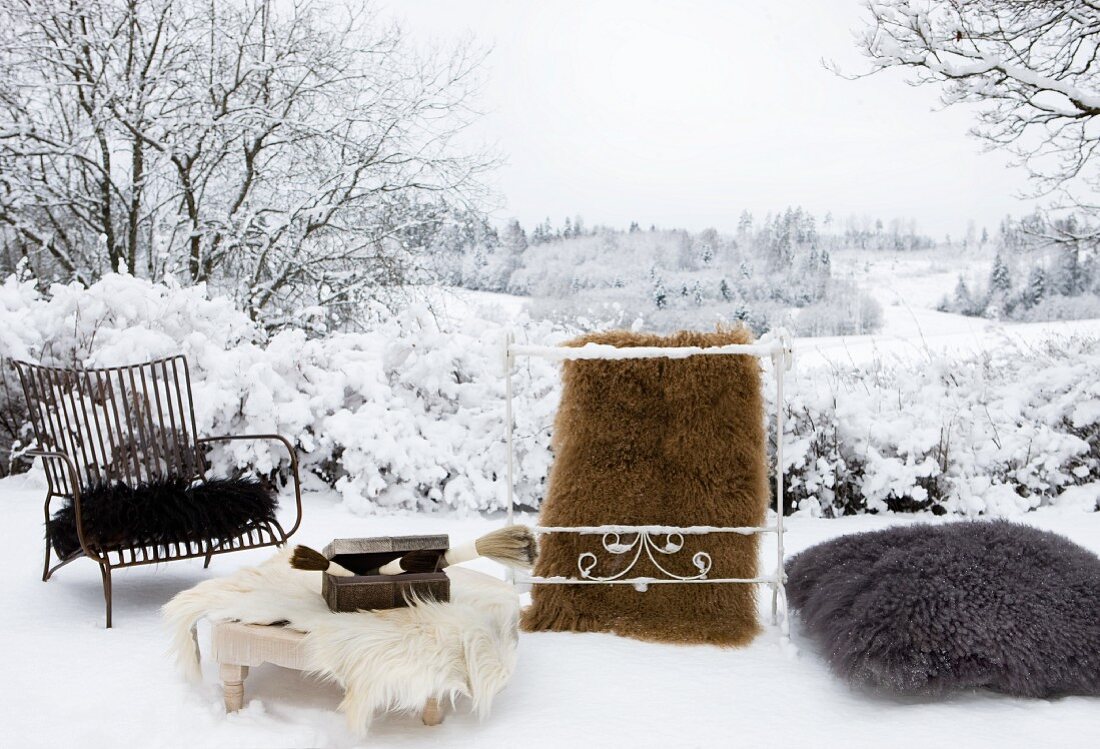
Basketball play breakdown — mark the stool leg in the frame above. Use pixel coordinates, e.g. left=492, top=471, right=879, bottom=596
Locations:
left=421, top=697, right=444, bottom=726
left=219, top=663, right=249, bottom=713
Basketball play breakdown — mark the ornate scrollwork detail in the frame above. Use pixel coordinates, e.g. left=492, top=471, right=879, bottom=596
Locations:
left=577, top=531, right=712, bottom=584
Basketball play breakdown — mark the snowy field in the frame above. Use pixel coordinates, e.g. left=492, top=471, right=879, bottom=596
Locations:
left=2, top=472, right=1099, bottom=748
left=799, top=247, right=1100, bottom=364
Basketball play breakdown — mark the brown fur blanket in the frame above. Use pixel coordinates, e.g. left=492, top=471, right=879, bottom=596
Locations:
left=521, top=329, right=769, bottom=645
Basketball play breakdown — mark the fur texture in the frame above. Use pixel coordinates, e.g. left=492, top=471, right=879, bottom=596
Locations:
left=48, top=476, right=278, bottom=558
left=786, top=521, right=1100, bottom=698
left=521, top=328, right=769, bottom=645
left=162, top=550, right=519, bottom=735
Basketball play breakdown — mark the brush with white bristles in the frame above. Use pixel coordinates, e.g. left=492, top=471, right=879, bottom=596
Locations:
left=289, top=525, right=538, bottom=577
left=380, top=525, right=538, bottom=574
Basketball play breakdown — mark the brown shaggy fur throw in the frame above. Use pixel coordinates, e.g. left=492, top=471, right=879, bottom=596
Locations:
left=521, top=328, right=769, bottom=645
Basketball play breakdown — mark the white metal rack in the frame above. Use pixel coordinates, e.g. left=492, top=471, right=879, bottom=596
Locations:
left=502, top=329, right=794, bottom=637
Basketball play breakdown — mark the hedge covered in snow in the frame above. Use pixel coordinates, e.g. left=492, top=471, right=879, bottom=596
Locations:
left=781, top=339, right=1100, bottom=516
left=1, top=273, right=1097, bottom=516
left=0, top=273, right=562, bottom=513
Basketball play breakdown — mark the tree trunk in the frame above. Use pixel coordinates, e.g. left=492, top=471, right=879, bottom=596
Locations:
left=128, top=134, right=143, bottom=276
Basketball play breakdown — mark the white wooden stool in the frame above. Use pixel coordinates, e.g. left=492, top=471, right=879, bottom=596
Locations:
left=211, top=621, right=444, bottom=725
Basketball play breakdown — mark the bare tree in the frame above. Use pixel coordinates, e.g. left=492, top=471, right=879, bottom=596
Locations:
left=853, top=1, right=1100, bottom=200
left=0, top=0, right=492, bottom=323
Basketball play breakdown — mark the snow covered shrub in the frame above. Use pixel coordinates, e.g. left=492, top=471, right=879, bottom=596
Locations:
left=779, top=395, right=868, bottom=517
left=2, top=273, right=1097, bottom=516
left=775, top=337, right=1100, bottom=516
left=790, top=286, right=883, bottom=337
left=0, top=273, right=565, bottom=513
left=1016, top=294, right=1100, bottom=323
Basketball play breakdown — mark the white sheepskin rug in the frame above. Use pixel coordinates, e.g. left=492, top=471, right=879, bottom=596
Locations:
left=162, top=549, right=520, bottom=735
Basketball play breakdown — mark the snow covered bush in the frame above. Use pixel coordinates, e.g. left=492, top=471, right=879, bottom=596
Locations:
left=0, top=273, right=563, bottom=512
left=779, top=337, right=1100, bottom=516
left=1, top=273, right=1097, bottom=516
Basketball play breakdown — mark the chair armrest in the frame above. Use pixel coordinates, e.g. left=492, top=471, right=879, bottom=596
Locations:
left=25, top=449, right=101, bottom=560
left=196, top=434, right=303, bottom=539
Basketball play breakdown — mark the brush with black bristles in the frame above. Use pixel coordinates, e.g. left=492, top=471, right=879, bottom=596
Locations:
left=289, top=545, right=357, bottom=577
left=289, top=526, right=538, bottom=577
left=378, top=525, right=539, bottom=574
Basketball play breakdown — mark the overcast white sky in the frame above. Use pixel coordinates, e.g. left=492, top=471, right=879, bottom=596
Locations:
left=379, top=0, right=1035, bottom=239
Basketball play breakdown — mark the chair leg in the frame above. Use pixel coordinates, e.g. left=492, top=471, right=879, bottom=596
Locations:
left=42, top=537, right=52, bottom=582
left=100, top=563, right=113, bottom=628
left=204, top=549, right=213, bottom=569
left=42, top=500, right=53, bottom=582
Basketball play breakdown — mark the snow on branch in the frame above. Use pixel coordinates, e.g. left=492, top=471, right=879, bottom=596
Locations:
left=856, top=0, right=1100, bottom=196
left=0, top=0, right=494, bottom=324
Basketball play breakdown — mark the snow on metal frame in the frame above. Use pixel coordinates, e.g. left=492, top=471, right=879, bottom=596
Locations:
left=501, top=329, right=794, bottom=637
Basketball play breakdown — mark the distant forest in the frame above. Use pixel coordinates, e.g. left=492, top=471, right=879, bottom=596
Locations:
left=940, top=213, right=1100, bottom=323
left=426, top=207, right=943, bottom=335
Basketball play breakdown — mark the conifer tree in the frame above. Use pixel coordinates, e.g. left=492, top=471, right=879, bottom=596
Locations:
left=990, top=253, right=1012, bottom=294
left=1025, top=265, right=1046, bottom=307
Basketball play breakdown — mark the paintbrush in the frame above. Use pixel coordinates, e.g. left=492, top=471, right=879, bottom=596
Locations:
left=289, top=525, right=538, bottom=576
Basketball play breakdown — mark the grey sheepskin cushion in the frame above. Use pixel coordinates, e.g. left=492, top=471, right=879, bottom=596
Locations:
left=785, top=521, right=1100, bottom=698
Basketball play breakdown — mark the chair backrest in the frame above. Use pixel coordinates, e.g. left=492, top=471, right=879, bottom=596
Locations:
left=14, top=355, right=203, bottom=494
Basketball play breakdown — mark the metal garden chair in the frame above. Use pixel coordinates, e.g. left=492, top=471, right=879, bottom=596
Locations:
left=13, top=355, right=303, bottom=627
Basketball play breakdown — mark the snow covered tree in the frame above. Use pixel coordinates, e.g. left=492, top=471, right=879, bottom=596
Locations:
left=0, top=0, right=492, bottom=323
left=965, top=221, right=978, bottom=251
left=691, top=281, right=704, bottom=306
left=737, top=210, right=753, bottom=239
left=857, top=1, right=1100, bottom=200
left=990, top=253, right=1012, bottom=294
left=649, top=266, right=667, bottom=310
left=950, top=275, right=976, bottom=315
left=719, top=278, right=732, bottom=301
left=986, top=252, right=1013, bottom=319
left=423, top=203, right=498, bottom=289
left=530, top=218, right=554, bottom=245
left=497, top=219, right=528, bottom=292
left=1025, top=265, right=1046, bottom=308
left=764, top=212, right=794, bottom=270
left=1055, top=243, right=1082, bottom=297
left=697, top=227, right=718, bottom=266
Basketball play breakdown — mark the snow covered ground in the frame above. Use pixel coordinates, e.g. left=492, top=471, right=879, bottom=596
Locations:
left=2, top=471, right=1099, bottom=749
left=3, top=249, right=1100, bottom=746
left=799, top=247, right=1100, bottom=366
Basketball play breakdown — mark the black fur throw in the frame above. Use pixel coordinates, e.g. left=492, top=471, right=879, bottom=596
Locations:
left=786, top=521, right=1100, bottom=698
left=47, top=476, right=278, bottom=559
